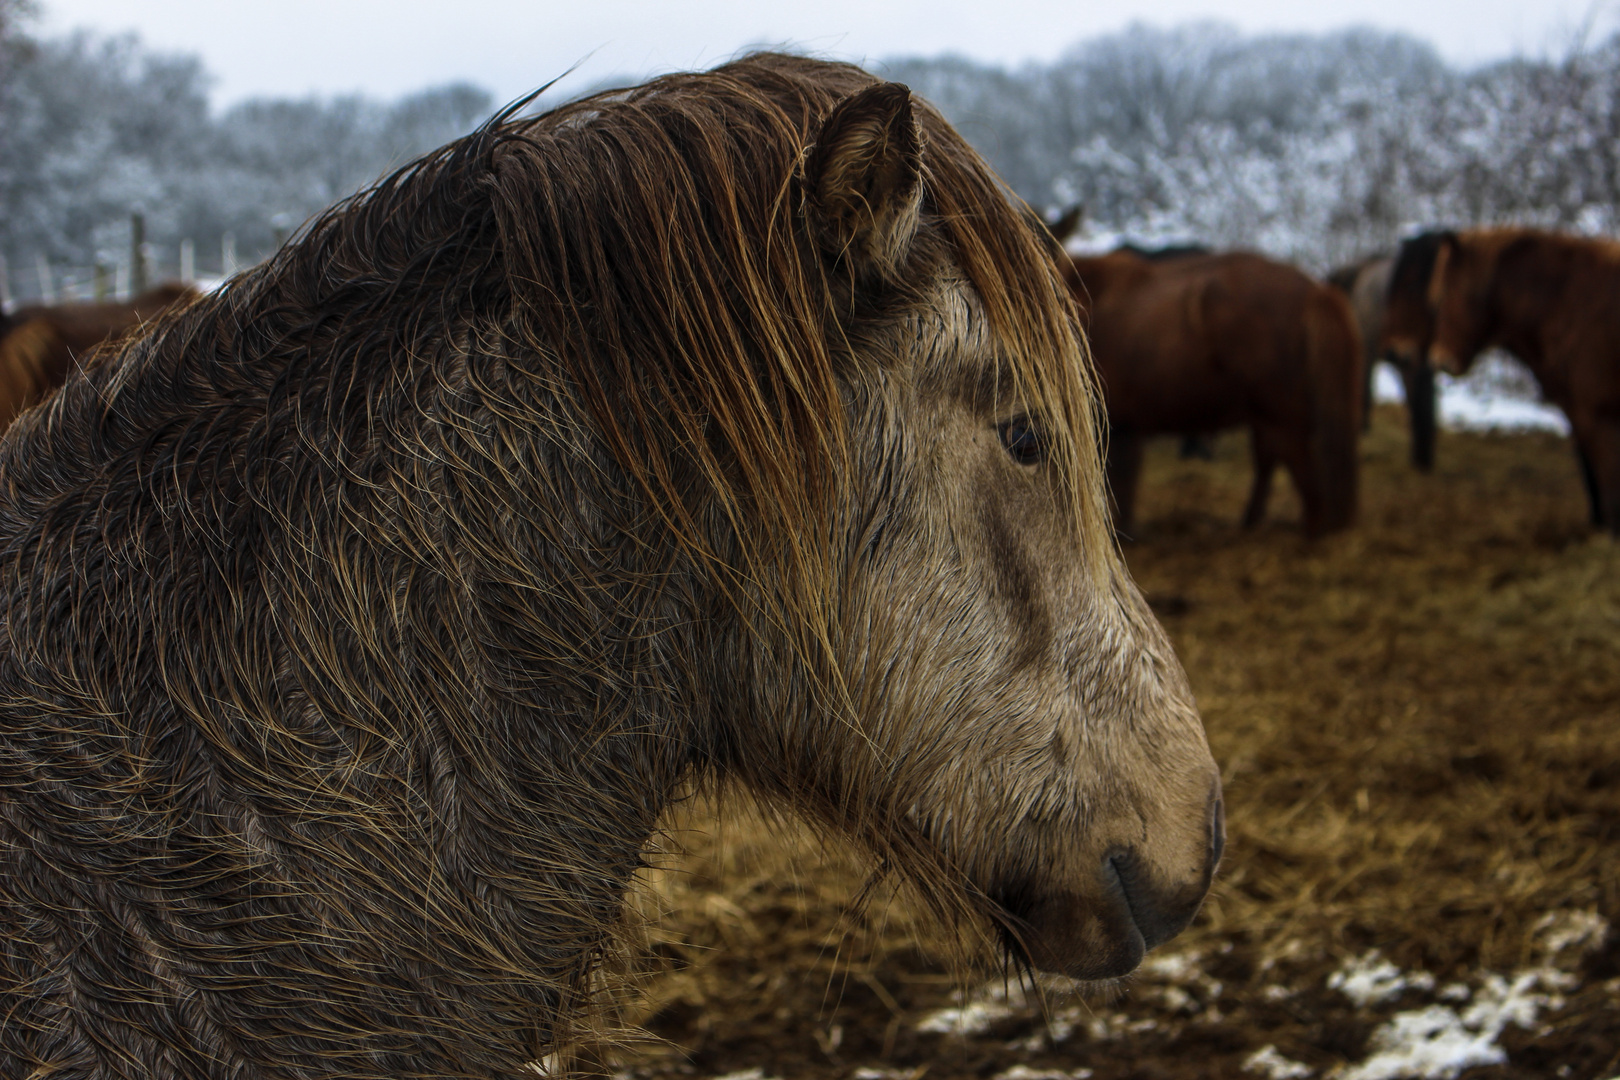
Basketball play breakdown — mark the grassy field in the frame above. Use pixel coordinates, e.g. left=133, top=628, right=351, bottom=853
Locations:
left=603, top=407, right=1620, bottom=1080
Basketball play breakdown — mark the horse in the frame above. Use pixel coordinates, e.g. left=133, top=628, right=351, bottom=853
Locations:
left=1033, top=214, right=1221, bottom=465
left=0, top=54, right=1222, bottom=1080
left=1400, top=227, right=1620, bottom=532
left=0, top=284, right=198, bottom=429
left=1065, top=249, right=1362, bottom=538
left=1327, top=255, right=1438, bottom=471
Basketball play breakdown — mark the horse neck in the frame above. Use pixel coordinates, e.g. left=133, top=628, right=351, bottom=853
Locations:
left=1473, top=235, right=1577, bottom=382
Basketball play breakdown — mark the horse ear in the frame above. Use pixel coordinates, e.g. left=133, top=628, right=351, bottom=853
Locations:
left=803, top=82, right=922, bottom=280
left=1048, top=204, right=1084, bottom=244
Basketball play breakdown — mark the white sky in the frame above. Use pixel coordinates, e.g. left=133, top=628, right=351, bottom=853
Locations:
left=38, top=0, right=1618, bottom=109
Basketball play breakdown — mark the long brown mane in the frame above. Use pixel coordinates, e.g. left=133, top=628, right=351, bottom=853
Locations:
left=16, top=54, right=1104, bottom=627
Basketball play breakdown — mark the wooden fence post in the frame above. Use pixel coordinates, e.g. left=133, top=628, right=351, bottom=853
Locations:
left=0, top=253, right=11, bottom=312
left=180, top=238, right=195, bottom=284
left=35, top=253, right=55, bottom=304
left=94, top=262, right=112, bottom=301
left=222, top=232, right=237, bottom=278
left=131, top=212, right=149, bottom=295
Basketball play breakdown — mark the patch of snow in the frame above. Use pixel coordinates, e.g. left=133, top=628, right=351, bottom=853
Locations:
left=1532, top=909, right=1610, bottom=957
left=1373, top=364, right=1405, bottom=405
left=1141, top=949, right=1203, bottom=981
left=1159, top=985, right=1197, bottom=1013
left=711, top=1070, right=773, bottom=1080
left=1341, top=969, right=1566, bottom=1080
left=1437, top=983, right=1471, bottom=1003
left=853, top=1069, right=923, bottom=1080
left=1342, top=1005, right=1506, bottom=1080
left=1084, top=1012, right=1153, bottom=1041
left=1438, top=388, right=1570, bottom=435
left=993, top=1066, right=1093, bottom=1080
left=1375, top=355, right=1570, bottom=434
left=915, top=998, right=1016, bottom=1035
left=1328, top=951, right=1436, bottom=1007
left=1263, top=985, right=1296, bottom=1002
left=1243, top=1044, right=1312, bottom=1079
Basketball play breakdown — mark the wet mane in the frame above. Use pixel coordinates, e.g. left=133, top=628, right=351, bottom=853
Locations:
left=16, top=52, right=1104, bottom=623
left=1387, top=229, right=1457, bottom=307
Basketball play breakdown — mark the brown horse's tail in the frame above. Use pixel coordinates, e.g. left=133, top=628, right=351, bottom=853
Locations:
left=1302, top=286, right=1362, bottom=535
left=0, top=318, right=69, bottom=433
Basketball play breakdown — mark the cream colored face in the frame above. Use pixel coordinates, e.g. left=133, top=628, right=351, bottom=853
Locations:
left=826, top=276, right=1222, bottom=981
left=755, top=78, right=1222, bottom=982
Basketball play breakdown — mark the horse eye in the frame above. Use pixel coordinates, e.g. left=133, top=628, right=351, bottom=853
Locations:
left=998, top=416, right=1046, bottom=465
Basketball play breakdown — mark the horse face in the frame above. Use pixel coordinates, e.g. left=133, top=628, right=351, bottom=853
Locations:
left=1381, top=246, right=1440, bottom=372
left=760, top=82, right=1222, bottom=982
left=1427, top=238, right=1491, bottom=375
left=834, top=284, right=1222, bottom=982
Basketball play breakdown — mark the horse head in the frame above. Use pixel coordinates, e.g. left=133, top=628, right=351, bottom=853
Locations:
left=709, top=72, right=1222, bottom=980
left=1381, top=229, right=1456, bottom=373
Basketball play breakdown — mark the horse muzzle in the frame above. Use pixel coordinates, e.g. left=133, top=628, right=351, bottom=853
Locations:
left=1007, top=787, right=1225, bottom=981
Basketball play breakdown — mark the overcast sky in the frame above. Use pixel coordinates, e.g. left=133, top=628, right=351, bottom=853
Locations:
left=38, top=0, right=1617, bottom=108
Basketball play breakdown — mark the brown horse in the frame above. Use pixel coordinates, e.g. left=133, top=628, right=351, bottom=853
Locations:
left=1408, top=228, right=1620, bottom=531
left=0, top=284, right=197, bottom=428
left=1327, top=255, right=1438, bottom=470
left=1067, top=250, right=1362, bottom=537
left=0, top=55, right=1221, bottom=1079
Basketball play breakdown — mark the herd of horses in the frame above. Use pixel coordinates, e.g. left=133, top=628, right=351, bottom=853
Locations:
left=1046, top=219, right=1619, bottom=538
left=0, top=54, right=1610, bottom=1079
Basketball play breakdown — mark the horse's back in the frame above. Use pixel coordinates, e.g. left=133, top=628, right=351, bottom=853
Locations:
left=1079, top=252, right=1317, bottom=431
left=0, top=318, right=69, bottom=428
left=1498, top=235, right=1620, bottom=416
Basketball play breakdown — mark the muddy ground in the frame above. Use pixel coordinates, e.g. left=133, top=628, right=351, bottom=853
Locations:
left=603, top=406, right=1620, bottom=1080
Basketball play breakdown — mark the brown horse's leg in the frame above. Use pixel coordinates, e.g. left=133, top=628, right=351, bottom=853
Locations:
left=1107, top=429, right=1146, bottom=538
left=1580, top=420, right=1620, bottom=533
left=1576, top=443, right=1603, bottom=527
left=1242, top=426, right=1278, bottom=529
left=1361, top=354, right=1375, bottom=432
left=1402, top=359, right=1437, bottom=473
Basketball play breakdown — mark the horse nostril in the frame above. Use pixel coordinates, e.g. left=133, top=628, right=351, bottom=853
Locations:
left=1208, top=793, right=1226, bottom=875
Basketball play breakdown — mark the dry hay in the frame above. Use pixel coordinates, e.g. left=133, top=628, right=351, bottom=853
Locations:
left=605, top=406, right=1620, bottom=1080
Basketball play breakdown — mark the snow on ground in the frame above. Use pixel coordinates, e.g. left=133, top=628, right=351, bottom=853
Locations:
left=1373, top=355, right=1569, bottom=436
left=1243, top=1045, right=1312, bottom=1079
left=1327, top=951, right=1436, bottom=1008
left=1339, top=968, right=1575, bottom=1080
left=900, top=912, right=1611, bottom=1080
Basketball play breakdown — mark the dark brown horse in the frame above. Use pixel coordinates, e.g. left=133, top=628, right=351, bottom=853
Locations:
left=1327, top=254, right=1437, bottom=470
left=0, top=55, right=1221, bottom=1079
left=1067, top=249, right=1362, bottom=537
left=1400, top=227, right=1620, bottom=531
left=0, top=284, right=197, bottom=428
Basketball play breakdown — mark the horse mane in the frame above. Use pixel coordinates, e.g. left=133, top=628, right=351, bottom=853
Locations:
left=1387, top=230, right=1457, bottom=310
left=479, top=52, right=1107, bottom=609
left=19, top=51, right=1104, bottom=628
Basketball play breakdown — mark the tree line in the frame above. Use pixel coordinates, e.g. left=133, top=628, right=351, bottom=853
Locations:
left=3, top=0, right=1617, bottom=301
